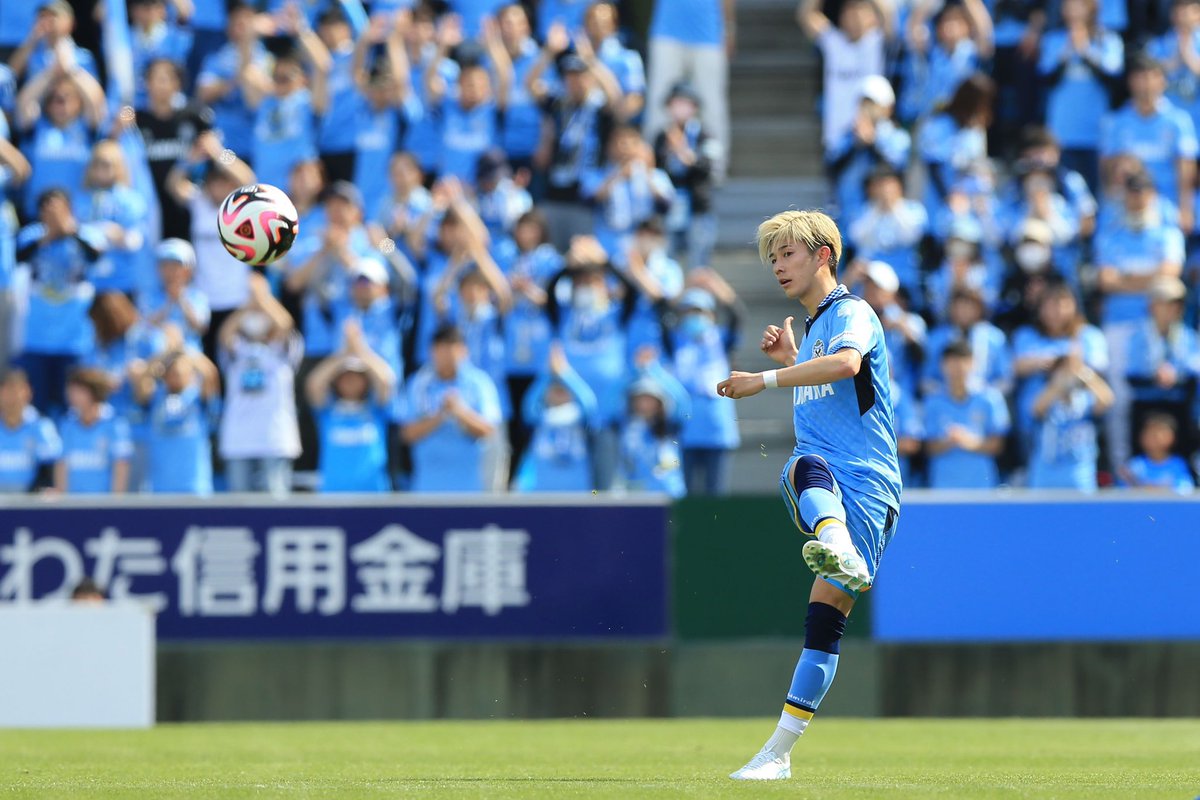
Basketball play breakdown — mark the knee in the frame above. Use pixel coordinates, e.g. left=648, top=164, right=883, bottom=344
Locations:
left=804, top=602, right=848, bottom=655
left=793, top=455, right=835, bottom=495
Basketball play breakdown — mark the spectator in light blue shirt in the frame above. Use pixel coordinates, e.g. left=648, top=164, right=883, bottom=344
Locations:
left=1123, top=413, right=1195, bottom=492
left=500, top=210, right=562, bottom=467
left=917, top=74, right=995, bottom=219
left=55, top=367, right=133, bottom=495
left=15, top=68, right=106, bottom=218
left=351, top=16, right=416, bottom=219
left=474, top=149, right=533, bottom=241
left=922, top=286, right=1013, bottom=396
left=583, top=2, right=646, bottom=123
left=858, top=259, right=927, bottom=400
left=513, top=346, right=598, bottom=492
left=15, top=189, right=107, bottom=416
left=140, top=239, right=211, bottom=352
left=9, top=0, right=100, bottom=84
left=924, top=341, right=1011, bottom=489
left=129, top=0, right=193, bottom=109
left=402, top=323, right=503, bottom=492
left=1125, top=276, right=1200, bottom=450
left=0, top=369, right=61, bottom=494
left=305, top=321, right=397, bottom=493
left=827, top=75, right=911, bottom=226
left=129, top=346, right=221, bottom=495
left=75, top=140, right=151, bottom=295
left=424, top=18, right=507, bottom=186
left=489, top=4, right=544, bottom=171
left=250, top=36, right=331, bottom=193
left=900, top=1, right=988, bottom=124
left=619, top=368, right=688, bottom=498
left=400, top=5, right=461, bottom=178
left=196, top=2, right=273, bottom=164
left=544, top=237, right=641, bottom=489
left=926, top=217, right=1003, bottom=322
left=1011, top=280, right=1109, bottom=440
left=1148, top=0, right=1200, bottom=134
left=1028, top=353, right=1114, bottom=491
left=661, top=281, right=741, bottom=496
left=1100, top=53, right=1198, bottom=229
left=1038, top=0, right=1124, bottom=192
left=1093, top=172, right=1186, bottom=468
left=847, top=166, right=928, bottom=296
left=370, top=152, right=432, bottom=264
left=315, top=6, right=365, bottom=182
left=581, top=125, right=676, bottom=259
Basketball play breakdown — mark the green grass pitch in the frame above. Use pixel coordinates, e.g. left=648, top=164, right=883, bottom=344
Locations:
left=3, top=719, right=1198, bottom=798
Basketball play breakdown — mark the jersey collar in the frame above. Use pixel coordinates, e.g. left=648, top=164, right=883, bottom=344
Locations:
left=805, top=284, right=849, bottom=333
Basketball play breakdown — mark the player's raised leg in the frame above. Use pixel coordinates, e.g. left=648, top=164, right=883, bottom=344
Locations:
left=786, top=454, right=872, bottom=592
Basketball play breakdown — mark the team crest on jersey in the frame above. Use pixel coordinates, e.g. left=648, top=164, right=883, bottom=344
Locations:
left=812, top=339, right=825, bottom=358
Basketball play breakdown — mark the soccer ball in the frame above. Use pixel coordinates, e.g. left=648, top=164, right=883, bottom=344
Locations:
left=216, top=183, right=299, bottom=266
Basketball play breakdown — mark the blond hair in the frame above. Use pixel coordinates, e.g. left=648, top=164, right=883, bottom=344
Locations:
left=756, top=210, right=842, bottom=277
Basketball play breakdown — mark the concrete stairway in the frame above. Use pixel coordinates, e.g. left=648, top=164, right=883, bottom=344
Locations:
left=706, top=0, right=828, bottom=492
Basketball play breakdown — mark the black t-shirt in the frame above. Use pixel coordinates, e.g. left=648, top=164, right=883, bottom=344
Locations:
left=136, top=103, right=214, bottom=240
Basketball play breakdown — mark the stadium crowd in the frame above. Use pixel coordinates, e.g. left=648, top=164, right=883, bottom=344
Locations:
left=0, top=0, right=1196, bottom=497
left=0, top=0, right=738, bottom=497
left=810, top=0, right=1199, bottom=493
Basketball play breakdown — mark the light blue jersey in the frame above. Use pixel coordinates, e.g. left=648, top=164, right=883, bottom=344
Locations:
left=317, top=398, right=390, bottom=493
left=0, top=408, right=61, bottom=493
left=145, top=384, right=214, bottom=495
left=1124, top=454, right=1194, bottom=493
left=405, top=362, right=502, bottom=492
left=791, top=286, right=902, bottom=510
left=1029, top=389, right=1100, bottom=491
left=924, top=386, right=1010, bottom=489
left=1100, top=98, right=1198, bottom=203
left=58, top=405, right=133, bottom=494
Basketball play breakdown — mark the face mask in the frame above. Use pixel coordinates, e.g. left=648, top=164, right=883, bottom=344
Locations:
left=239, top=311, right=271, bottom=339
left=1015, top=242, right=1050, bottom=273
left=543, top=401, right=582, bottom=427
left=679, top=313, right=711, bottom=339
left=1125, top=207, right=1160, bottom=231
left=946, top=241, right=975, bottom=262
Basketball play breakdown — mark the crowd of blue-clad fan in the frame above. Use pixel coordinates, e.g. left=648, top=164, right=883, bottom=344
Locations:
left=0, top=0, right=742, bottom=496
left=805, top=0, right=1199, bottom=493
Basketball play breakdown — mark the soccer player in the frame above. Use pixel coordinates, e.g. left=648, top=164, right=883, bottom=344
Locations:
left=717, top=210, right=901, bottom=781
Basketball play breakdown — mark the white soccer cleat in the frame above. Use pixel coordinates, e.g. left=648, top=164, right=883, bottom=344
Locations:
left=729, top=750, right=791, bottom=780
left=802, top=539, right=872, bottom=592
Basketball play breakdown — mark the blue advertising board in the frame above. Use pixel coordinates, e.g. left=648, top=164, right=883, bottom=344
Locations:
left=0, top=496, right=670, bottom=641
left=873, top=493, right=1200, bottom=642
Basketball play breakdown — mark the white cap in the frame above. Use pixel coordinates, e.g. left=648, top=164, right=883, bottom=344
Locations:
left=864, top=260, right=899, bottom=294
left=1016, top=217, right=1054, bottom=246
left=858, top=74, right=895, bottom=109
left=352, top=257, right=389, bottom=285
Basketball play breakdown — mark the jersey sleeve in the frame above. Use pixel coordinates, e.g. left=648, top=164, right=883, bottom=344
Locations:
left=985, top=389, right=1012, bottom=436
left=111, top=417, right=134, bottom=460
left=826, top=299, right=879, bottom=357
left=36, top=418, right=62, bottom=462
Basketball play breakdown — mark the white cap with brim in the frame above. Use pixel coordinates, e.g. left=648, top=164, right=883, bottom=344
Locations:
left=864, top=260, right=900, bottom=294
left=858, top=74, right=895, bottom=108
left=352, top=258, right=389, bottom=285
left=155, top=238, right=196, bottom=268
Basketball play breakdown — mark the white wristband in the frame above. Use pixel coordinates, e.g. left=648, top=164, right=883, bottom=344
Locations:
left=762, top=369, right=778, bottom=389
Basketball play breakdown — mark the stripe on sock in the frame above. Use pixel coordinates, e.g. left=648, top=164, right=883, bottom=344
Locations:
left=813, top=518, right=842, bottom=539
left=782, top=701, right=815, bottom=721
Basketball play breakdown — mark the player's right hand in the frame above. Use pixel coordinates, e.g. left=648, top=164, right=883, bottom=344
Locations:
left=761, top=316, right=798, bottom=366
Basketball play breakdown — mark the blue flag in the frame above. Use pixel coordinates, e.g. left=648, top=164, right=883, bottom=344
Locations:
left=102, top=0, right=136, bottom=111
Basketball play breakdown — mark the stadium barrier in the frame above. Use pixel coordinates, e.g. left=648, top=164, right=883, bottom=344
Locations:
left=1, top=492, right=1197, bottom=721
